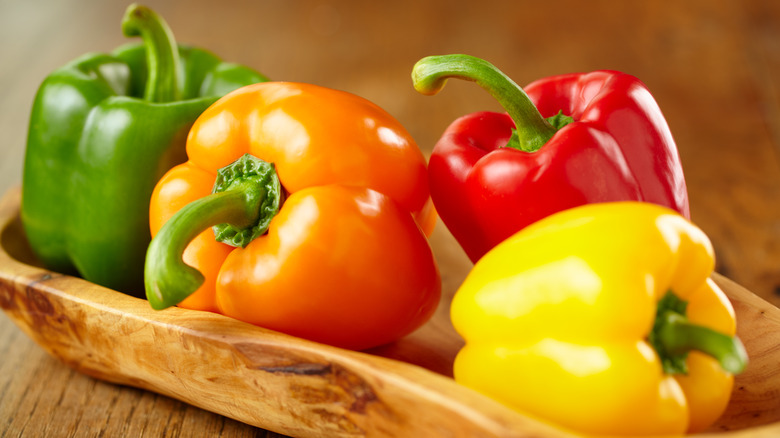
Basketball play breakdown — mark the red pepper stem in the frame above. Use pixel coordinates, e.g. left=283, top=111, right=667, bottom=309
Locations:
left=121, top=4, right=181, bottom=103
left=144, top=154, right=282, bottom=310
left=412, top=54, right=557, bottom=152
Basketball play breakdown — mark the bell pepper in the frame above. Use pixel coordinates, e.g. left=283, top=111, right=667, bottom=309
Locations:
left=412, top=54, right=690, bottom=263
left=144, top=82, right=441, bottom=351
left=451, top=201, right=747, bottom=436
left=20, top=4, right=268, bottom=296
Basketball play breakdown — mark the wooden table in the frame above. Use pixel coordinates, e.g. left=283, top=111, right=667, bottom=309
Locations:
left=1, top=0, right=778, bottom=436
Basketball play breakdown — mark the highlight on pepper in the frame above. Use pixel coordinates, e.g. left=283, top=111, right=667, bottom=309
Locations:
left=450, top=201, right=747, bottom=436
left=144, top=81, right=441, bottom=351
left=412, top=54, right=689, bottom=263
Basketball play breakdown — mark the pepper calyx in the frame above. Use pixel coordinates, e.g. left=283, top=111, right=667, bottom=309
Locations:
left=649, top=292, right=691, bottom=374
left=212, top=154, right=283, bottom=248
left=545, top=110, right=574, bottom=131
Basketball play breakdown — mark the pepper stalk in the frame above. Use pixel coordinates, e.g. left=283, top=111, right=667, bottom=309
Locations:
left=121, top=3, right=181, bottom=103
left=145, top=154, right=282, bottom=310
left=650, top=290, right=747, bottom=374
left=412, top=54, right=573, bottom=153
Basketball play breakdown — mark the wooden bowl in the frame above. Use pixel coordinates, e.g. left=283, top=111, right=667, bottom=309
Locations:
left=1, top=186, right=778, bottom=438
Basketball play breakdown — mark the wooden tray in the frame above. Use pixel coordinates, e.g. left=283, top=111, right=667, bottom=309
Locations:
left=1, top=185, right=779, bottom=438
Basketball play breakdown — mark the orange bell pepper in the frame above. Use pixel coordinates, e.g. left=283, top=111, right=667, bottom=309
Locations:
left=144, top=82, right=441, bottom=351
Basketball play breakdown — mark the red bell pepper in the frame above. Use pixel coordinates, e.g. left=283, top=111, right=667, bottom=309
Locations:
left=412, top=54, right=690, bottom=262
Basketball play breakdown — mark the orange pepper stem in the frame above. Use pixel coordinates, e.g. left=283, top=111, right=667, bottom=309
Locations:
left=121, top=3, right=181, bottom=103
left=144, top=154, right=281, bottom=310
left=411, top=54, right=571, bottom=153
left=649, top=291, right=748, bottom=375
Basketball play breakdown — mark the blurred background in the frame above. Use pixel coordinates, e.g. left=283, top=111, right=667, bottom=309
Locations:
left=1, top=0, right=779, bottom=435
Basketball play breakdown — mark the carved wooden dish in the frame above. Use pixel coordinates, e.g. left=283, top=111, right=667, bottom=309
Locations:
left=1, top=186, right=778, bottom=437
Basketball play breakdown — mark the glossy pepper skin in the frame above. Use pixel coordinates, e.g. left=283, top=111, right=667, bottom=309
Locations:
left=144, top=82, right=441, bottom=351
left=412, top=54, right=689, bottom=262
left=21, top=4, right=268, bottom=296
left=451, top=202, right=747, bottom=436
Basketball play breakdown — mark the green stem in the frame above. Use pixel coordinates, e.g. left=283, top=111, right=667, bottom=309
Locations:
left=657, top=312, right=748, bottom=374
left=145, top=154, right=282, bottom=310
left=121, top=4, right=181, bottom=102
left=411, top=54, right=559, bottom=152
left=649, top=291, right=748, bottom=375
left=145, top=190, right=250, bottom=309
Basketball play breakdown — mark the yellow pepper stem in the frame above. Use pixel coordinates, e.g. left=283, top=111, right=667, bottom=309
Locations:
left=655, top=312, right=748, bottom=374
left=650, top=291, right=748, bottom=375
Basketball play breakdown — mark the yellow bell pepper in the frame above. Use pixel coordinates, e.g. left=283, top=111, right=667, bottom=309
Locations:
left=450, top=201, right=747, bottom=436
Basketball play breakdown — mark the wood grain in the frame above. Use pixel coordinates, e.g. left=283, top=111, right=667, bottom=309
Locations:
left=1, top=0, right=780, bottom=436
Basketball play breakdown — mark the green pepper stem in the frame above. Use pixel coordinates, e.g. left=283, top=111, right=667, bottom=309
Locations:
left=121, top=4, right=181, bottom=102
left=145, top=190, right=252, bottom=309
left=145, top=154, right=281, bottom=310
left=412, top=54, right=558, bottom=152
left=649, top=291, right=747, bottom=375
left=656, top=312, right=748, bottom=374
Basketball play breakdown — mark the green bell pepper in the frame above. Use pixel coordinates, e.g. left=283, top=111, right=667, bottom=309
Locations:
left=21, top=4, right=268, bottom=297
